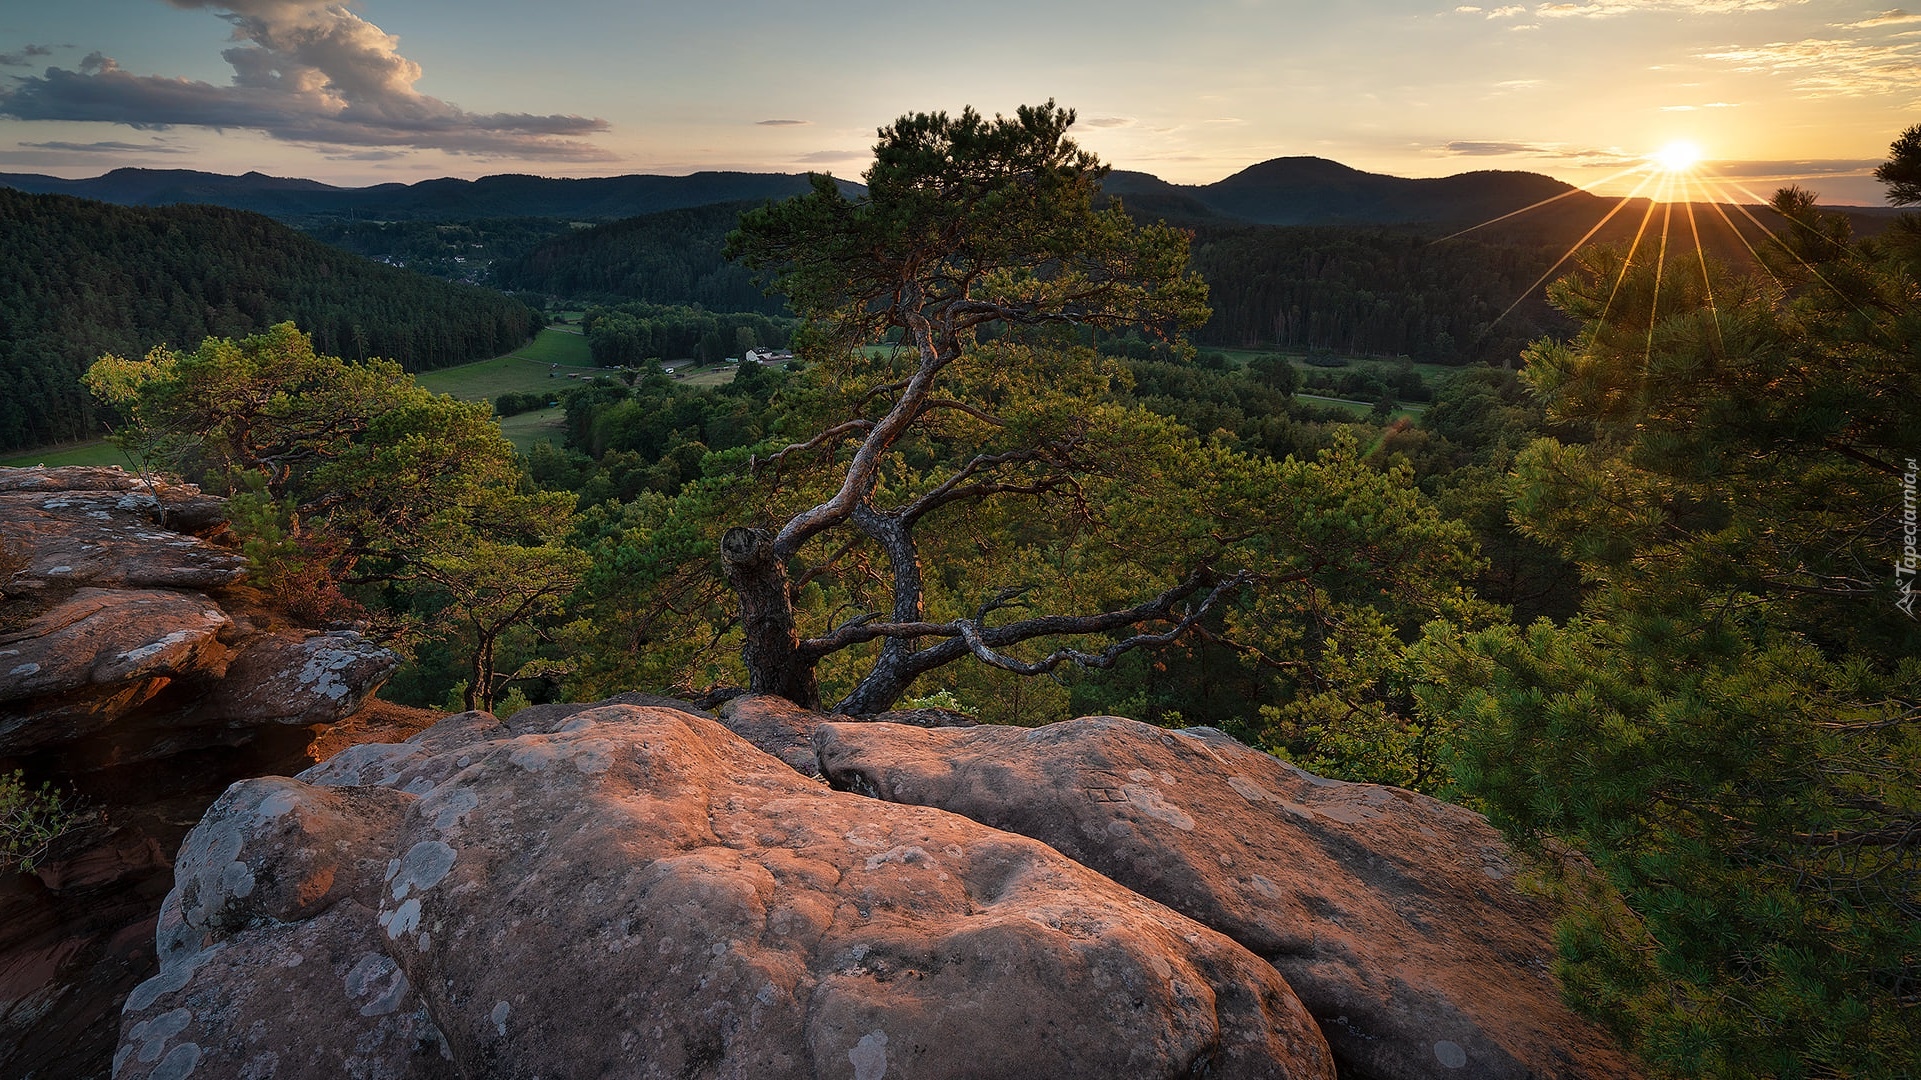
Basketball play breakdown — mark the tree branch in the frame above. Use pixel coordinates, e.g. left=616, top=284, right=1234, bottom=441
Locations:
left=754, top=418, right=877, bottom=474
left=953, top=570, right=1254, bottom=676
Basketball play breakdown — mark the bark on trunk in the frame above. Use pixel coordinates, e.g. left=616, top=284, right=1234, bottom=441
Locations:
left=720, top=526, right=821, bottom=709
left=834, top=505, right=925, bottom=715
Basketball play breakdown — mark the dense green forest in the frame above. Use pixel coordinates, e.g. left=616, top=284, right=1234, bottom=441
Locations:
left=303, top=216, right=577, bottom=286
left=1187, top=223, right=1569, bottom=361
left=579, top=301, right=796, bottom=367
left=0, top=189, right=540, bottom=452
left=496, top=201, right=791, bottom=314
left=0, top=175, right=1578, bottom=456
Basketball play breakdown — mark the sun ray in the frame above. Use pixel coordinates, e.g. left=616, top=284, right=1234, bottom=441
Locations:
left=1431, top=164, right=1648, bottom=245
left=1645, top=187, right=1674, bottom=368
left=1441, top=135, right=1889, bottom=357
left=1690, top=172, right=1884, bottom=326
left=1478, top=169, right=1660, bottom=339
left=1599, top=170, right=1668, bottom=326
left=1678, top=171, right=1726, bottom=353
left=1688, top=174, right=1790, bottom=292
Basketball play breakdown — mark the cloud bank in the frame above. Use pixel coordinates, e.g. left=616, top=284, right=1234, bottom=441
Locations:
left=0, top=0, right=612, bottom=160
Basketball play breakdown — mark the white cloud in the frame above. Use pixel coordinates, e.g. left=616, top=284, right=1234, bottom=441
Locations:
left=1536, top=0, right=1805, bottom=17
left=1700, top=36, right=1921, bottom=98
left=1839, top=9, right=1921, bottom=28
left=0, top=0, right=612, bottom=160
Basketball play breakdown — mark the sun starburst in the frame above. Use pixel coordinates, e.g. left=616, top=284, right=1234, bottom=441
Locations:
left=1651, top=140, right=1704, bottom=173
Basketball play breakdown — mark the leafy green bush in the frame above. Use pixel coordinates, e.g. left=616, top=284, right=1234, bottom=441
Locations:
left=2, top=770, right=85, bottom=875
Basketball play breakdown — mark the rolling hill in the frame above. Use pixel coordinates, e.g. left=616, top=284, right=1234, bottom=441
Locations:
left=0, top=189, right=539, bottom=452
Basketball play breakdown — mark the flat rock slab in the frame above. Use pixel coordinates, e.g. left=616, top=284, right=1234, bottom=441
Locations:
left=814, top=715, right=1644, bottom=1080
left=0, top=465, right=228, bottom=532
left=119, top=705, right=1336, bottom=1080
left=0, top=480, right=244, bottom=592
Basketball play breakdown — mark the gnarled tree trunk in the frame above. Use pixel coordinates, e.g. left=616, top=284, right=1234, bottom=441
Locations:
left=719, top=526, right=820, bottom=708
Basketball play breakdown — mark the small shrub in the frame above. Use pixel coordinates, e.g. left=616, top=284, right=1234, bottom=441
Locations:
left=2, top=770, right=86, bottom=875
left=902, top=689, right=977, bottom=716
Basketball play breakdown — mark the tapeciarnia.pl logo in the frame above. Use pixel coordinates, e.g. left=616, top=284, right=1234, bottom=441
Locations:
left=1899, top=458, right=1918, bottom=618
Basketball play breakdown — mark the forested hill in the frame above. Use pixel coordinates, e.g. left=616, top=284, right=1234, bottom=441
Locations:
left=494, top=201, right=786, bottom=315
left=1103, top=159, right=1585, bottom=227
left=0, top=168, right=853, bottom=223
left=0, top=188, right=539, bottom=452
left=1187, top=223, right=1570, bottom=361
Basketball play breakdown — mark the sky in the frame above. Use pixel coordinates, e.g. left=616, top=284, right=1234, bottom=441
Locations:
left=0, top=0, right=1914, bottom=205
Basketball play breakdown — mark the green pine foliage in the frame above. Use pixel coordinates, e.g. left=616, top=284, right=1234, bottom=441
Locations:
left=1, top=769, right=86, bottom=875
left=85, top=324, right=583, bottom=713
left=1418, top=183, right=1921, bottom=1077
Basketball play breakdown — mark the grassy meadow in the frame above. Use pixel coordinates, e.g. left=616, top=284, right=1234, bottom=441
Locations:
left=0, top=440, right=137, bottom=469
left=414, top=328, right=597, bottom=451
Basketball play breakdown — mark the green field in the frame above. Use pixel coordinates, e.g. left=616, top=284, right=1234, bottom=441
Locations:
left=496, top=407, right=569, bottom=451
left=1207, top=345, right=1465, bottom=382
left=415, top=327, right=596, bottom=401
left=409, top=328, right=599, bottom=452
left=0, top=440, right=135, bottom=469
left=678, top=363, right=738, bottom=387
left=1295, top=392, right=1426, bottom=422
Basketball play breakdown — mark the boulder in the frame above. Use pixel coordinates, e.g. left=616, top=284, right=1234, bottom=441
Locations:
left=194, top=630, right=399, bottom=728
left=118, top=705, right=1338, bottom=1080
left=717, top=693, right=841, bottom=776
left=712, top=694, right=978, bottom=780
left=814, top=715, right=1644, bottom=1080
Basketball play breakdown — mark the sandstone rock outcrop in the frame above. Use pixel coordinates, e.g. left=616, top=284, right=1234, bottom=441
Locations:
left=118, top=704, right=1337, bottom=1080
left=0, top=466, right=407, bottom=1079
left=6, top=468, right=1642, bottom=1079
left=813, top=716, right=1644, bottom=1080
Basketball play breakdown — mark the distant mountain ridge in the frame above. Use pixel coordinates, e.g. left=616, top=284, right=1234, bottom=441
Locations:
left=1103, top=159, right=1589, bottom=228
left=0, top=160, right=1615, bottom=230
left=0, top=168, right=847, bottom=222
left=1, top=159, right=1900, bottom=232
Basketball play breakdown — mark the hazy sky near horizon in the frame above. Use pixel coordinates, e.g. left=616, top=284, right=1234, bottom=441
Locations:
left=0, top=0, right=1914, bottom=204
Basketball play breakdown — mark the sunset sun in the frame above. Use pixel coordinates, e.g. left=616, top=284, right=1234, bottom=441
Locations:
left=1651, top=139, right=1705, bottom=173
